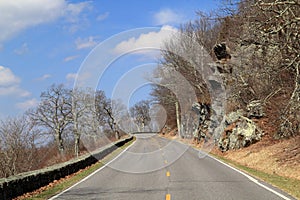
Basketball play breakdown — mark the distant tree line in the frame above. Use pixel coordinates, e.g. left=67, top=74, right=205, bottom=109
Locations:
left=0, top=84, right=152, bottom=178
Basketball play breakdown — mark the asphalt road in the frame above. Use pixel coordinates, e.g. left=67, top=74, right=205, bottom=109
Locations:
left=51, top=134, right=296, bottom=200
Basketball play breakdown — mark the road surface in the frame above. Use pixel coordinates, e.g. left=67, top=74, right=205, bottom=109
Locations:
left=51, top=134, right=296, bottom=200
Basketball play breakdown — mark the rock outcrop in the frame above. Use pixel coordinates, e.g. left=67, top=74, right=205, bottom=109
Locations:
left=192, top=102, right=210, bottom=141
left=219, top=111, right=263, bottom=151
left=225, top=109, right=245, bottom=125
left=213, top=43, right=233, bottom=74
left=247, top=100, right=265, bottom=118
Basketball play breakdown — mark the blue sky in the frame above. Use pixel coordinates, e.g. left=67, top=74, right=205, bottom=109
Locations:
left=0, top=0, right=220, bottom=118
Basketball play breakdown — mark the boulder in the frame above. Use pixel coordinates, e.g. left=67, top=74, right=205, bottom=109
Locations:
left=219, top=114, right=263, bottom=151
left=225, top=109, right=245, bottom=125
left=247, top=100, right=265, bottom=118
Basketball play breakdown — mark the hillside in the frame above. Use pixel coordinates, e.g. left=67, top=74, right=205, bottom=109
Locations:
left=212, top=135, right=300, bottom=180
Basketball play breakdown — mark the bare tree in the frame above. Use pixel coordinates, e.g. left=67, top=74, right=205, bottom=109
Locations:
left=130, top=100, right=151, bottom=132
left=70, top=88, right=93, bottom=157
left=0, top=115, right=39, bottom=178
left=152, top=15, right=218, bottom=138
left=95, top=90, right=121, bottom=140
left=30, top=84, right=72, bottom=154
left=250, top=0, right=300, bottom=137
left=150, top=83, right=177, bottom=128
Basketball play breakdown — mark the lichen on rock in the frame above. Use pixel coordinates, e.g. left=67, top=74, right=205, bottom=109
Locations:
left=219, top=111, right=263, bottom=151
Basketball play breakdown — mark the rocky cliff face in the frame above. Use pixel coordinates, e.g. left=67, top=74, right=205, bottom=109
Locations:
left=191, top=102, right=210, bottom=141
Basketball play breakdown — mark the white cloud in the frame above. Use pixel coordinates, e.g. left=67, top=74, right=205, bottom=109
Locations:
left=153, top=8, right=186, bottom=25
left=0, top=85, right=30, bottom=97
left=0, top=66, right=30, bottom=97
left=63, top=2, right=92, bottom=33
left=0, top=0, right=92, bottom=44
left=65, top=2, right=91, bottom=22
left=16, top=98, right=39, bottom=110
left=0, top=0, right=65, bottom=43
left=66, top=72, right=93, bottom=87
left=114, top=25, right=178, bottom=55
left=64, top=55, right=79, bottom=62
left=66, top=73, right=77, bottom=81
left=75, top=36, right=97, bottom=50
left=0, top=66, right=20, bottom=86
left=97, top=12, right=109, bottom=21
left=35, top=74, right=52, bottom=81
left=14, top=43, right=29, bottom=55
left=66, top=73, right=79, bottom=86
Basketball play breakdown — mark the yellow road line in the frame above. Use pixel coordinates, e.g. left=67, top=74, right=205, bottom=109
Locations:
left=166, top=194, right=171, bottom=200
left=166, top=171, right=170, bottom=177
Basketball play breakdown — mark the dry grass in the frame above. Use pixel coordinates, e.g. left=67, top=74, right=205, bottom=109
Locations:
left=214, top=135, right=300, bottom=180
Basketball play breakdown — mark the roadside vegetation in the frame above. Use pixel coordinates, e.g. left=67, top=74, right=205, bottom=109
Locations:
left=15, top=137, right=135, bottom=200
left=0, top=84, right=150, bottom=179
left=154, top=0, right=299, bottom=186
left=155, top=0, right=299, bottom=198
left=153, top=0, right=299, bottom=142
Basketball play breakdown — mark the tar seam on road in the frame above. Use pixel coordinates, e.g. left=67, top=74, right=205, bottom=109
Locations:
left=48, top=139, right=136, bottom=200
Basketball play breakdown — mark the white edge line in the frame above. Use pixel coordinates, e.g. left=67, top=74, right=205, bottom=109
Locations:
left=49, top=139, right=136, bottom=200
left=207, top=152, right=292, bottom=200
left=174, top=139, right=293, bottom=200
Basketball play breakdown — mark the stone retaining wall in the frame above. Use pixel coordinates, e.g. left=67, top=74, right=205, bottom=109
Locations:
left=0, top=136, right=133, bottom=200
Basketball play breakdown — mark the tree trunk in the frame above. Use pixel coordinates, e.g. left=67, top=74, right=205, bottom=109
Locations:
left=74, top=133, right=80, bottom=157
left=55, top=132, right=64, bottom=155
left=141, top=121, right=145, bottom=132
left=115, top=130, right=120, bottom=140
left=175, top=101, right=182, bottom=138
left=73, top=115, right=80, bottom=157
